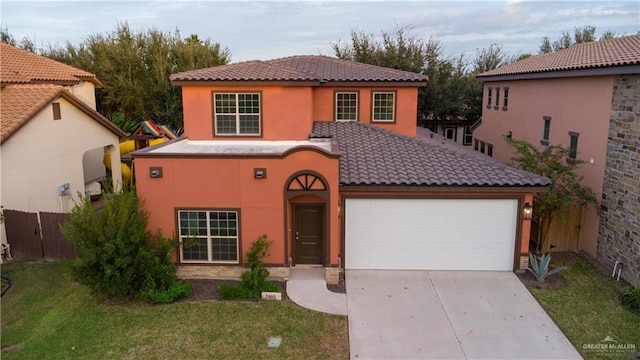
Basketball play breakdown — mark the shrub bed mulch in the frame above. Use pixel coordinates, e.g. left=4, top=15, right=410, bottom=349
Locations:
left=182, top=271, right=346, bottom=302
left=516, top=270, right=568, bottom=290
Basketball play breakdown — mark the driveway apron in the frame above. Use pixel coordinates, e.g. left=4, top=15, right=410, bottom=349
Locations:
left=346, top=270, right=582, bottom=360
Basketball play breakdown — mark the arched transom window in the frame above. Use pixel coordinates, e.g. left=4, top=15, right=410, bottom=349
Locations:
left=287, top=173, right=327, bottom=191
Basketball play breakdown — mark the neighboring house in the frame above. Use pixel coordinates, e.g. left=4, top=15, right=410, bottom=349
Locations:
left=0, top=43, right=126, bottom=245
left=475, top=35, right=640, bottom=286
left=133, top=55, right=548, bottom=284
left=419, top=115, right=476, bottom=147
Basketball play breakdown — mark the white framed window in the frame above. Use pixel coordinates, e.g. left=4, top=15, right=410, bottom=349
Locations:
left=178, top=210, right=239, bottom=263
left=335, top=92, right=358, bottom=121
left=213, top=93, right=261, bottom=135
left=463, top=126, right=473, bottom=146
left=372, top=91, right=395, bottom=122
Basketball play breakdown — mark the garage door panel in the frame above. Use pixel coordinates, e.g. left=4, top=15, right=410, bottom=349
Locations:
left=345, top=199, right=517, bottom=271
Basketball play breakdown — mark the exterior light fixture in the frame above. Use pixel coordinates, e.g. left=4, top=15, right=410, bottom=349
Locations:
left=523, top=202, right=533, bottom=220
left=254, top=168, right=267, bottom=179
left=506, top=131, right=513, bottom=138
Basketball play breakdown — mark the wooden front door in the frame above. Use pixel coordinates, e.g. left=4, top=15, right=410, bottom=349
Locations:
left=293, top=205, right=324, bottom=265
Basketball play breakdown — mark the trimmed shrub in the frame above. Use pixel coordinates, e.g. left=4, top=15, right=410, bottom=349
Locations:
left=219, top=235, right=279, bottom=300
left=60, top=189, right=191, bottom=303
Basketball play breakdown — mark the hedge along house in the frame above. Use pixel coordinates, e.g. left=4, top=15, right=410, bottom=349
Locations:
left=132, top=56, right=549, bottom=284
left=475, top=35, right=640, bottom=286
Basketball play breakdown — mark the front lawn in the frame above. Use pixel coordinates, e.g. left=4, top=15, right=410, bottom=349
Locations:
left=527, top=253, right=640, bottom=360
left=1, top=260, right=349, bottom=359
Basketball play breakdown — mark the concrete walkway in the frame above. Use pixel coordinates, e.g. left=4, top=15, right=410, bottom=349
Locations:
left=286, top=268, right=347, bottom=316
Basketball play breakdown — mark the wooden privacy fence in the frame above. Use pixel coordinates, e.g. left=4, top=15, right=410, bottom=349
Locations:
left=3, top=209, right=80, bottom=259
left=530, top=204, right=586, bottom=252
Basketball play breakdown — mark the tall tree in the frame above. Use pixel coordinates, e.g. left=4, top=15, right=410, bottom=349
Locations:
left=333, top=26, right=483, bottom=123
left=539, top=25, right=616, bottom=53
left=503, top=136, right=599, bottom=253
left=43, top=22, right=231, bottom=132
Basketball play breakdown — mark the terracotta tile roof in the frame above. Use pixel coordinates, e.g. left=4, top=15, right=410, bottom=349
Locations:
left=478, top=34, right=640, bottom=79
left=170, top=55, right=428, bottom=83
left=311, top=121, right=550, bottom=187
left=1, top=84, right=125, bottom=144
left=0, top=43, right=102, bottom=87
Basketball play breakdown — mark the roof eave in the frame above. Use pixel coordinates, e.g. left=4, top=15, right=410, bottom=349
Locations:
left=477, top=64, right=640, bottom=82
left=59, top=92, right=127, bottom=139
left=170, top=80, right=322, bottom=87
left=339, top=184, right=550, bottom=193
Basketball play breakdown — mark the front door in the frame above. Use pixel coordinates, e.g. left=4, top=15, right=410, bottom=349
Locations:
left=293, top=204, right=324, bottom=265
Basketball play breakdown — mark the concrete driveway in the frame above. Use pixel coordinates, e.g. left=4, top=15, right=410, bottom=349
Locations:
left=346, top=270, right=582, bottom=360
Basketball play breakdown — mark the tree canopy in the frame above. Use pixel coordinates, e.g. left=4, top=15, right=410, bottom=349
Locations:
left=1, top=23, right=230, bottom=133
left=333, top=27, right=515, bottom=124
left=41, top=23, right=230, bottom=132
left=539, top=25, right=617, bottom=53
left=503, top=136, right=599, bottom=252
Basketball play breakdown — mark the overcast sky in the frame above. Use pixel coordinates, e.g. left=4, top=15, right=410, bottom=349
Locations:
left=2, top=1, right=639, bottom=63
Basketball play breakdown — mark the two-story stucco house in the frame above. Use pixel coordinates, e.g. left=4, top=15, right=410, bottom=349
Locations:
left=0, top=43, right=125, bottom=250
left=474, top=35, right=640, bottom=286
left=133, top=55, right=549, bottom=284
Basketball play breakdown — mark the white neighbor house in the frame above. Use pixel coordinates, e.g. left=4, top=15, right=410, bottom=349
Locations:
left=0, top=43, right=126, bottom=246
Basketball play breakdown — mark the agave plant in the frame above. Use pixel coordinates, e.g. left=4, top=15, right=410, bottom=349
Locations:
left=527, top=252, right=567, bottom=282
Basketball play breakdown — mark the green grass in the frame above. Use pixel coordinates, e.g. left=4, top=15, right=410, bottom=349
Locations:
left=529, top=254, right=640, bottom=360
left=1, top=260, right=349, bottom=359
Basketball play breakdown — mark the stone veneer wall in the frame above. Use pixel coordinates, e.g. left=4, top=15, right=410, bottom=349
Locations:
left=597, top=74, right=640, bottom=287
left=177, top=266, right=291, bottom=282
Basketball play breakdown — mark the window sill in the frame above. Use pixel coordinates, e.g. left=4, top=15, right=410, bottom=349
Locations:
left=180, top=261, right=240, bottom=265
left=486, top=105, right=492, bottom=109
left=371, top=120, right=395, bottom=123
left=493, top=106, right=499, bottom=110
left=502, top=106, right=508, bottom=111
left=540, top=139, right=549, bottom=146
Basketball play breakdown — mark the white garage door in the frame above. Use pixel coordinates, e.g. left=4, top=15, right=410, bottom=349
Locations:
left=345, top=198, right=518, bottom=271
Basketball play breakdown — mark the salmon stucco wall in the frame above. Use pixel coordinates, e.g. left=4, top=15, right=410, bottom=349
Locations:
left=475, top=76, right=614, bottom=256
left=180, top=85, right=419, bottom=141
left=312, top=87, right=418, bottom=137
left=181, top=85, right=314, bottom=141
left=134, top=149, right=340, bottom=266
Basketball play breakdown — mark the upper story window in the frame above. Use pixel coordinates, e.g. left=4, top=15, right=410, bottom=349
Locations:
left=541, top=116, right=551, bottom=146
left=335, top=92, right=358, bottom=121
left=494, top=87, right=500, bottom=110
left=486, top=87, right=493, bottom=109
left=568, top=131, right=579, bottom=160
left=213, top=92, right=261, bottom=136
left=52, top=102, right=61, bottom=120
left=371, top=91, right=395, bottom=122
left=178, top=210, right=239, bottom=264
left=502, top=87, right=509, bottom=110
left=487, top=143, right=494, bottom=157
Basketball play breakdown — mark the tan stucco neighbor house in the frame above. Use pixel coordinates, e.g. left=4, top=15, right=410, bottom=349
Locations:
left=475, top=35, right=640, bottom=286
left=0, top=43, right=126, bottom=246
left=132, top=55, right=549, bottom=284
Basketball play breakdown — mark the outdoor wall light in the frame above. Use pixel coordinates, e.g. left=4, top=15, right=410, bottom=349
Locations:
left=149, top=167, right=163, bottom=178
left=254, top=168, right=267, bottom=179
left=523, top=202, right=533, bottom=220
left=506, top=130, right=513, bottom=138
